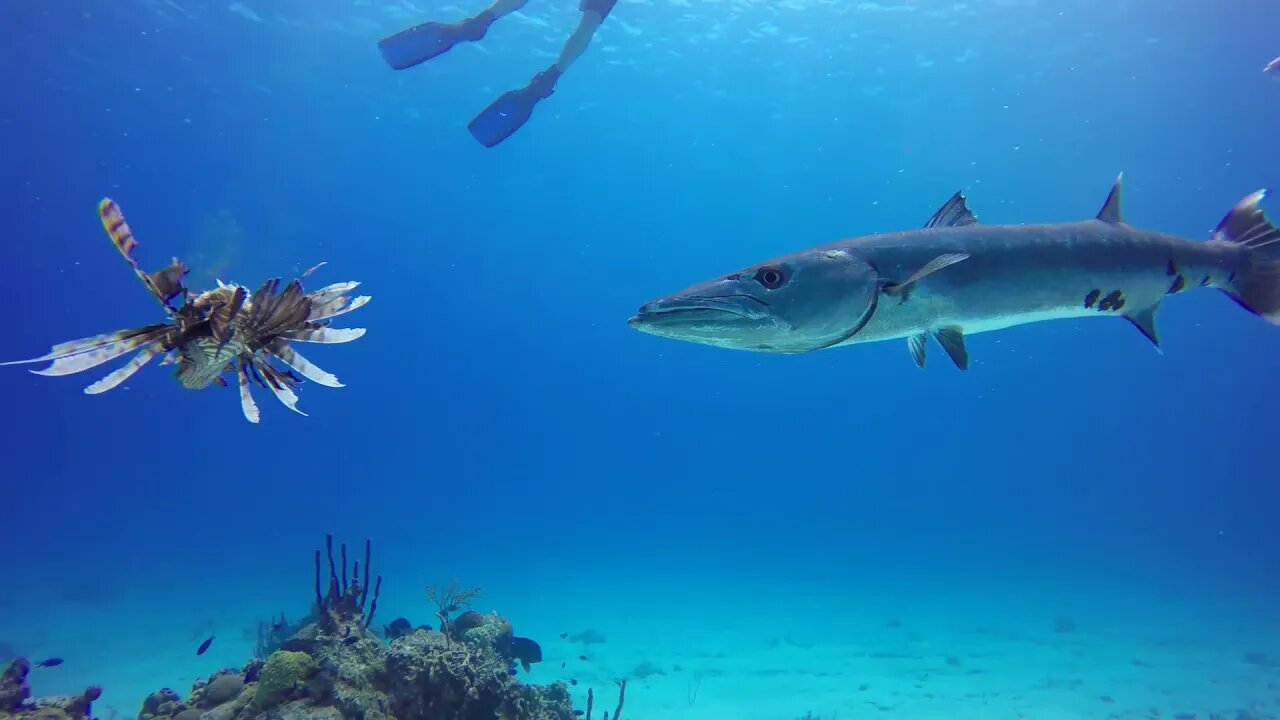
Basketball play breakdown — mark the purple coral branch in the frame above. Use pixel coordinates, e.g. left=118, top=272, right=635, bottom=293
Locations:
left=360, top=538, right=371, bottom=610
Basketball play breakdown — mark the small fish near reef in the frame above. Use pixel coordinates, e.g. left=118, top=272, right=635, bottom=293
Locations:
left=1, top=199, right=370, bottom=423
left=34, top=658, right=62, bottom=668
left=629, top=176, right=1280, bottom=368
left=1266, top=56, right=1280, bottom=79
left=196, top=635, right=214, bottom=656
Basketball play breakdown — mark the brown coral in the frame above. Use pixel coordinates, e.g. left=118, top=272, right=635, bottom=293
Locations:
left=0, top=660, right=100, bottom=720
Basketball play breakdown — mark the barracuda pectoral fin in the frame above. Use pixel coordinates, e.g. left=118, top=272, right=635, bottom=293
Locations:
left=933, top=327, right=969, bottom=370
left=883, top=253, right=970, bottom=299
left=908, top=333, right=928, bottom=368
left=1124, top=305, right=1162, bottom=352
left=924, top=192, right=979, bottom=228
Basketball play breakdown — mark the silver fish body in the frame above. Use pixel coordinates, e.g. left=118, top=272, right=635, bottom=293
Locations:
left=629, top=178, right=1280, bottom=368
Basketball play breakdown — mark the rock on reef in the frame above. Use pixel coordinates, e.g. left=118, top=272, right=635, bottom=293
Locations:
left=0, top=658, right=101, bottom=720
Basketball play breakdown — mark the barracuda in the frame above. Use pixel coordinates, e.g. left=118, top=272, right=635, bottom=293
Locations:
left=628, top=177, right=1280, bottom=368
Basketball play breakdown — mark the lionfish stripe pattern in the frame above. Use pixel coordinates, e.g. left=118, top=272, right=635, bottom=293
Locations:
left=84, top=345, right=162, bottom=395
left=3, top=198, right=369, bottom=423
left=98, top=199, right=181, bottom=312
left=280, top=327, right=366, bottom=344
left=236, top=359, right=261, bottom=423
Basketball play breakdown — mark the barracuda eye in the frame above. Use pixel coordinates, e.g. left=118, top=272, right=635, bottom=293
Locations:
left=753, top=266, right=787, bottom=290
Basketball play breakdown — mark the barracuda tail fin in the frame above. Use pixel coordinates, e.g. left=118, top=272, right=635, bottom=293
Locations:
left=1213, top=190, right=1280, bottom=323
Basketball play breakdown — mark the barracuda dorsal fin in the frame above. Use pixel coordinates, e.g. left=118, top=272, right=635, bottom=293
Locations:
left=1096, top=173, right=1125, bottom=224
left=924, top=192, right=979, bottom=228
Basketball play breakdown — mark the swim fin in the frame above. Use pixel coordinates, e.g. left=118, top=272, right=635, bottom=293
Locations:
left=467, top=67, right=562, bottom=148
left=377, top=11, right=495, bottom=70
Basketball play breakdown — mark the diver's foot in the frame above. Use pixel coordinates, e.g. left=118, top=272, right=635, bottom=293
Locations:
left=525, top=66, right=563, bottom=100
left=467, top=66, right=564, bottom=148
left=378, top=11, right=496, bottom=70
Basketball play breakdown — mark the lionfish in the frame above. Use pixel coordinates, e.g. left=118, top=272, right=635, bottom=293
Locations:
left=1, top=199, right=370, bottom=423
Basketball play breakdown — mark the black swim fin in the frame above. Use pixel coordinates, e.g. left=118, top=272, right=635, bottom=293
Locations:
left=468, top=67, right=562, bottom=148
left=378, top=12, right=494, bottom=70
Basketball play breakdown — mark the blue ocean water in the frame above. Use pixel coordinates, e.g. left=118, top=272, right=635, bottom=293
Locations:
left=2, top=1, right=1279, bottom=718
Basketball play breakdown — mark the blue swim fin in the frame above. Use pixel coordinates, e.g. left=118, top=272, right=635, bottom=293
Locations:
left=467, top=68, right=562, bottom=148
left=378, top=12, right=494, bottom=70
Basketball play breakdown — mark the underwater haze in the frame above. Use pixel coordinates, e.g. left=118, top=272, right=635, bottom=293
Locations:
left=2, top=0, right=1280, bottom=718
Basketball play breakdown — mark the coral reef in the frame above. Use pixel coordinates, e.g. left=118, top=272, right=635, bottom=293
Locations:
left=582, top=681, right=626, bottom=720
left=425, top=580, right=482, bottom=647
left=0, top=658, right=102, bottom=720
left=254, top=613, right=302, bottom=660
left=134, top=535, right=594, bottom=720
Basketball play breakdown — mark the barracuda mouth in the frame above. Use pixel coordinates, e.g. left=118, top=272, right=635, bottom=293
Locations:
left=628, top=294, right=770, bottom=326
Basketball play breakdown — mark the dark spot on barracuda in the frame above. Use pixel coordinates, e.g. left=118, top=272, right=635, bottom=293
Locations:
left=1167, top=275, right=1186, bottom=294
left=1165, top=259, right=1177, bottom=276
left=1098, top=290, right=1126, bottom=311
left=1084, top=289, right=1101, bottom=308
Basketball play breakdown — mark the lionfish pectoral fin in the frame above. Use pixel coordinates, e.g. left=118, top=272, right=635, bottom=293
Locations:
left=84, top=345, right=161, bottom=395
left=236, top=361, right=260, bottom=424
left=308, top=281, right=360, bottom=300
left=267, top=340, right=343, bottom=388
left=279, top=327, right=366, bottom=344
left=210, top=286, right=247, bottom=345
left=308, top=294, right=371, bottom=322
left=252, top=359, right=307, bottom=416
left=244, top=278, right=312, bottom=339
left=27, top=328, right=169, bottom=377
left=0, top=326, right=168, bottom=368
left=98, top=198, right=182, bottom=313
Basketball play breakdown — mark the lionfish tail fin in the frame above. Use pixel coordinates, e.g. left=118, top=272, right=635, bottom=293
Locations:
left=98, top=199, right=188, bottom=312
